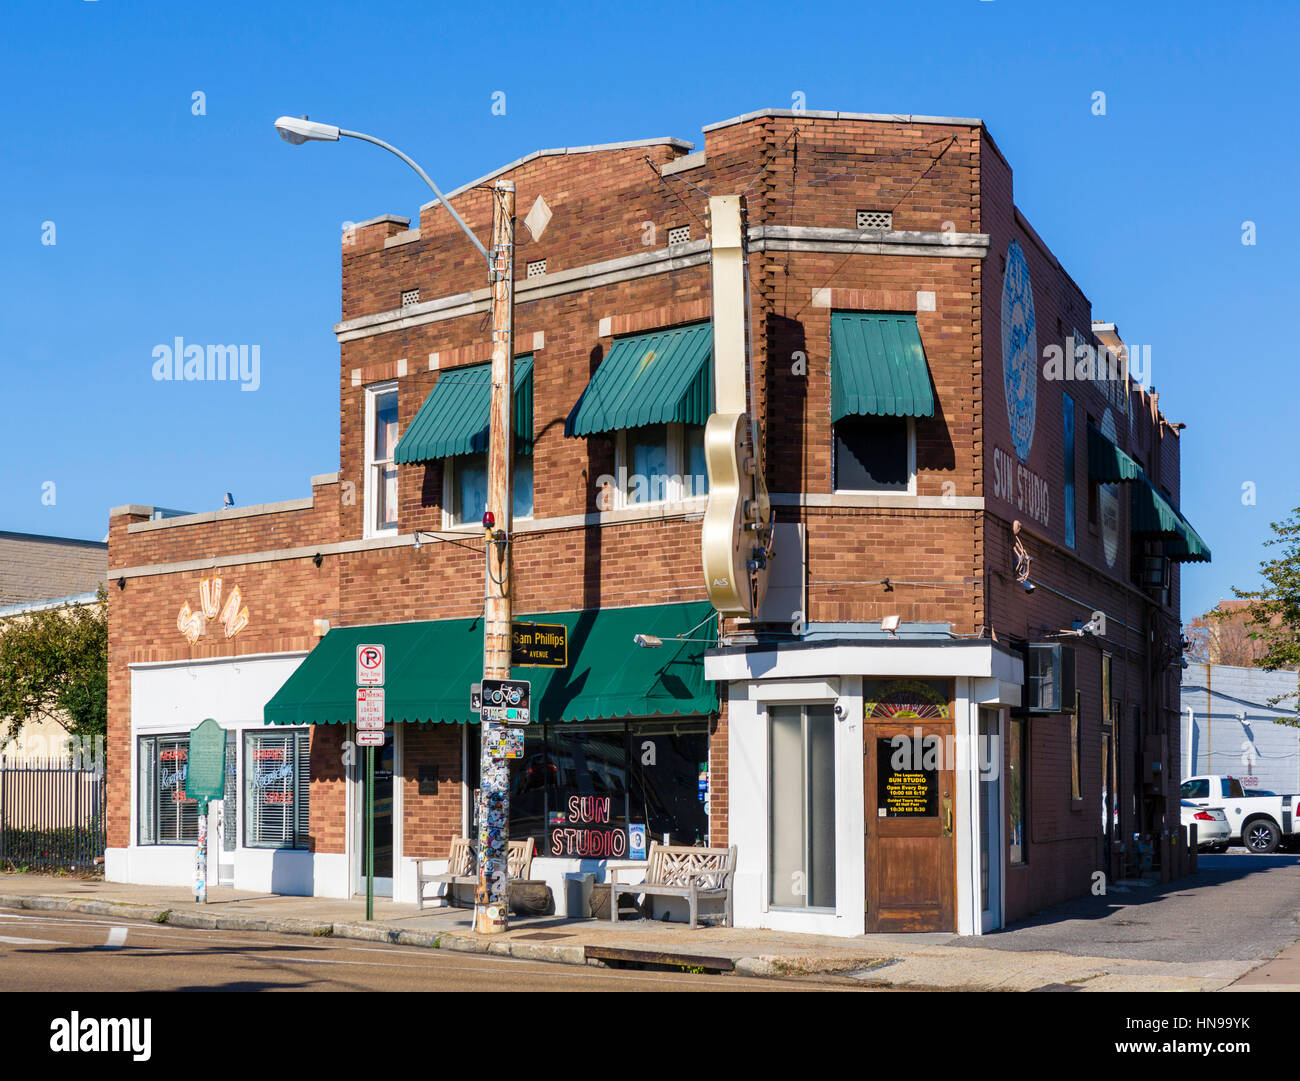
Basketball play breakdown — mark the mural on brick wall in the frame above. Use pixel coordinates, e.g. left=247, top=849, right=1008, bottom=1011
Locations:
left=1000, top=239, right=1038, bottom=463
left=176, top=575, right=250, bottom=644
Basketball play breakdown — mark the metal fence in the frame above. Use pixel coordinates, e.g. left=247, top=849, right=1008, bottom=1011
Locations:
left=0, top=757, right=105, bottom=872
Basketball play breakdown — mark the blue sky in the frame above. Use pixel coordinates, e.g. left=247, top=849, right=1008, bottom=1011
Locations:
left=1, top=0, right=1295, bottom=622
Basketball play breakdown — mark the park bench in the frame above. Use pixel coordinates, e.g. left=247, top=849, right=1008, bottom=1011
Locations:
left=608, top=842, right=736, bottom=929
left=413, top=836, right=535, bottom=911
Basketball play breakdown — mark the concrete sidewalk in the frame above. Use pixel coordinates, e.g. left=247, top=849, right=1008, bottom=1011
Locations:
left=0, top=874, right=1264, bottom=991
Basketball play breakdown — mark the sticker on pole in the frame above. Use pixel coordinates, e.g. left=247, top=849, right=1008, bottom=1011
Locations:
left=480, top=678, right=531, bottom=725
left=356, top=730, right=385, bottom=747
left=356, top=687, right=385, bottom=730
left=356, top=643, right=385, bottom=686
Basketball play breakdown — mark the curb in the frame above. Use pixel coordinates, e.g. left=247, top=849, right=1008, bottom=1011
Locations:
left=0, top=893, right=864, bottom=981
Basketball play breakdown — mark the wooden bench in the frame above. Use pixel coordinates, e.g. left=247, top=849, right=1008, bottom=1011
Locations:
left=413, top=836, right=535, bottom=911
left=609, top=842, right=736, bottom=929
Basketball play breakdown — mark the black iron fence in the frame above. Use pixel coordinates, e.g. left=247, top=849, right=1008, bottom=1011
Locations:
left=0, top=758, right=105, bottom=872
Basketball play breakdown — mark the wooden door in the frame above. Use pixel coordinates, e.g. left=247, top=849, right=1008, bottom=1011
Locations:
left=865, top=720, right=956, bottom=932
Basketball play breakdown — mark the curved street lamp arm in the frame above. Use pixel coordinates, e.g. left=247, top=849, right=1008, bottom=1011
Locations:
left=339, top=127, right=490, bottom=266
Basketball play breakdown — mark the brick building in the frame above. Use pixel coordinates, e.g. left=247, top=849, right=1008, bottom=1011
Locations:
left=105, top=108, right=1209, bottom=935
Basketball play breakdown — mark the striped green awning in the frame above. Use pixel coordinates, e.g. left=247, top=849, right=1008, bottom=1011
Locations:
left=1164, top=516, right=1213, bottom=564
left=263, top=601, right=718, bottom=726
left=565, top=324, right=712, bottom=437
left=1130, top=478, right=1212, bottom=563
left=1130, top=477, right=1184, bottom=537
left=393, top=356, right=533, bottom=463
left=1087, top=424, right=1143, bottom=483
left=830, top=312, right=936, bottom=422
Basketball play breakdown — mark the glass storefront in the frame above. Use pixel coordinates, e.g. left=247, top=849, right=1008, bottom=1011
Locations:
left=471, top=719, right=709, bottom=857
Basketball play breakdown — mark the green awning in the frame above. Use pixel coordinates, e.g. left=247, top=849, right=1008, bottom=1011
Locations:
left=1130, top=477, right=1184, bottom=538
left=830, top=312, right=936, bottom=422
left=264, top=601, right=717, bottom=726
left=1087, top=424, right=1143, bottom=483
left=1129, top=479, right=1212, bottom=562
left=1163, top=515, right=1212, bottom=563
left=565, top=324, right=712, bottom=437
left=393, top=356, right=533, bottom=463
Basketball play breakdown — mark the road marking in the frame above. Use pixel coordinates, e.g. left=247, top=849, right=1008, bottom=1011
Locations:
left=0, top=934, right=60, bottom=945
left=104, top=926, right=128, bottom=948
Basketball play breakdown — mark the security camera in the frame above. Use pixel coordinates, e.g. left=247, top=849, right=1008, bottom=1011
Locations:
left=1022, top=580, right=1035, bottom=594
left=834, top=703, right=845, bottom=718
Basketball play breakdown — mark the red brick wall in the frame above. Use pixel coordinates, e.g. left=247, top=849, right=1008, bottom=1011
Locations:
left=107, top=111, right=1188, bottom=915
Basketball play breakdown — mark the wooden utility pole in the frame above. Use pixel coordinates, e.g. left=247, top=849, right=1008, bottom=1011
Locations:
left=475, top=179, right=515, bottom=934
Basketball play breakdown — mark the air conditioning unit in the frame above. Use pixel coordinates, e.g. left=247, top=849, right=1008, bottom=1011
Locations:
left=1022, top=643, right=1077, bottom=713
left=1140, top=555, right=1169, bottom=590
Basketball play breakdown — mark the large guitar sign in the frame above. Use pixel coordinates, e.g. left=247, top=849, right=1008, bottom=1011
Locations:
left=701, top=195, right=774, bottom=616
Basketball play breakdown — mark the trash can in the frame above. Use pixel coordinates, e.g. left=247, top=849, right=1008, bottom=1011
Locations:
left=564, top=872, right=595, bottom=918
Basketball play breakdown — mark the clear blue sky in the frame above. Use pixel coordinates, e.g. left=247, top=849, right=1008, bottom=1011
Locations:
left=1, top=0, right=1295, bottom=622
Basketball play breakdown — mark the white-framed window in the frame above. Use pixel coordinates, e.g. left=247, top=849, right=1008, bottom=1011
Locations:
left=832, top=415, right=915, bottom=494
left=244, top=729, right=310, bottom=850
left=443, top=453, right=534, bottom=527
left=364, top=382, right=400, bottom=537
left=612, top=422, right=708, bottom=509
left=137, top=733, right=200, bottom=846
left=768, top=704, right=837, bottom=910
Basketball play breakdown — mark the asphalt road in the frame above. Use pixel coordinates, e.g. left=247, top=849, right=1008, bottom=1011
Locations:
left=0, top=908, right=845, bottom=992
left=957, top=851, right=1300, bottom=963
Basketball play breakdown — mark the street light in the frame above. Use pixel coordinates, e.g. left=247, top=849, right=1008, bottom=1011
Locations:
left=273, top=116, right=489, bottom=264
left=274, top=113, right=516, bottom=936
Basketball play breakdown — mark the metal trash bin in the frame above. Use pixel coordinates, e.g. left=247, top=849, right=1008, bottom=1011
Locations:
left=564, top=872, right=595, bottom=918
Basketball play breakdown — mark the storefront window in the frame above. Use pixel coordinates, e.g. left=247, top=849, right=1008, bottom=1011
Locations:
left=475, top=720, right=709, bottom=858
left=138, top=734, right=200, bottom=845
left=768, top=704, right=836, bottom=910
left=244, top=730, right=310, bottom=849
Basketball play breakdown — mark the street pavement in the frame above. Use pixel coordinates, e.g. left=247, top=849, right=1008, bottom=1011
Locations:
left=954, top=852, right=1300, bottom=965
left=1, top=851, right=1297, bottom=991
left=0, top=908, right=840, bottom=992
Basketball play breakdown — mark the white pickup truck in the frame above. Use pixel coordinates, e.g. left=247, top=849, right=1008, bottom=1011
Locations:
left=1180, top=775, right=1300, bottom=853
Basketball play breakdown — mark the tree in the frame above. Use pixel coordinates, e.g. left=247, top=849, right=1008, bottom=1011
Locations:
left=0, top=587, right=107, bottom=753
left=1185, top=600, right=1272, bottom=666
left=1225, top=508, right=1300, bottom=674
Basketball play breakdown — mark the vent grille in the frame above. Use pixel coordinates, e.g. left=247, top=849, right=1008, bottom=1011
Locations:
left=527, top=259, right=547, bottom=278
left=401, top=288, right=420, bottom=307
left=856, top=210, right=893, bottom=231
left=667, top=225, right=691, bottom=245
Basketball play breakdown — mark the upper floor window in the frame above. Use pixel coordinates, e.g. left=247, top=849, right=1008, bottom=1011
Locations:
left=614, top=422, right=708, bottom=508
left=832, top=415, right=914, bottom=493
left=444, top=452, right=533, bottom=526
left=365, top=383, right=399, bottom=537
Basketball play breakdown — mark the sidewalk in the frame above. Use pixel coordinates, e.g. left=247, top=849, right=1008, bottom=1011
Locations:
left=0, top=874, right=1262, bottom=991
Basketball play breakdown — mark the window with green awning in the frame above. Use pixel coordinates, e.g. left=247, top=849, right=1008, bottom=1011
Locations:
left=393, top=356, right=533, bottom=464
left=565, top=324, right=712, bottom=437
left=263, top=601, right=718, bottom=726
left=830, top=312, right=936, bottom=422
left=1087, top=424, right=1143, bottom=484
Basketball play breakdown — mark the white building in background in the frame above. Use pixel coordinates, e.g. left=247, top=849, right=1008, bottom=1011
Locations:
left=1181, top=662, right=1300, bottom=794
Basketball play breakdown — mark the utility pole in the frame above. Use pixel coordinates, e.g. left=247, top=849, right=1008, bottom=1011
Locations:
left=475, top=179, right=516, bottom=934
